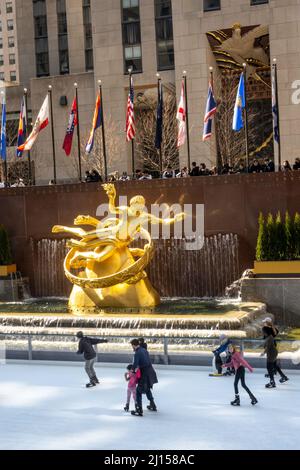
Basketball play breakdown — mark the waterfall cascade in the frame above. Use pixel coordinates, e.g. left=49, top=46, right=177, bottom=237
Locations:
left=32, top=234, right=240, bottom=298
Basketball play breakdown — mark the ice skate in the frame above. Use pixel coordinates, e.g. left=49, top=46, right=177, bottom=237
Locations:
left=124, top=403, right=129, bottom=412
left=92, top=376, right=99, bottom=384
left=231, top=395, right=240, bottom=406
left=265, top=381, right=276, bottom=388
left=279, top=376, right=289, bottom=384
left=251, top=397, right=258, bottom=405
left=147, top=400, right=157, bottom=412
left=131, top=405, right=143, bottom=416
left=86, top=381, right=96, bottom=388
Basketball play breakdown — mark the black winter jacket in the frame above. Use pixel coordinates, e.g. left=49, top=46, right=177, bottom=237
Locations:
left=132, top=346, right=158, bottom=391
left=77, top=337, right=107, bottom=360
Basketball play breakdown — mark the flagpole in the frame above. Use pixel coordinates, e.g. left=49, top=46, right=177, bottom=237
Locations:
left=243, top=63, right=249, bottom=173
left=272, top=58, right=281, bottom=172
left=0, top=90, right=7, bottom=185
left=156, top=73, right=163, bottom=175
left=74, top=83, right=82, bottom=182
left=48, top=85, right=57, bottom=184
left=209, top=67, right=221, bottom=173
left=183, top=71, right=191, bottom=170
left=128, top=67, right=135, bottom=178
left=23, top=88, right=32, bottom=185
left=98, top=80, right=108, bottom=181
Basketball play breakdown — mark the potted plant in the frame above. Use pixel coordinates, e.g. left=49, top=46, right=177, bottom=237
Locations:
left=254, top=212, right=300, bottom=275
left=0, top=224, right=16, bottom=276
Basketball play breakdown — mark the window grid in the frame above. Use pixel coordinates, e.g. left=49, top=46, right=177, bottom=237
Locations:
left=33, top=0, right=50, bottom=77
left=121, top=0, right=142, bottom=74
left=82, top=0, right=94, bottom=71
left=203, top=0, right=221, bottom=12
left=155, top=0, right=174, bottom=71
left=56, top=0, right=69, bottom=74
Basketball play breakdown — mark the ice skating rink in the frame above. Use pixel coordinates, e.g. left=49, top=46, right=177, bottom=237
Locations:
left=0, top=362, right=299, bottom=450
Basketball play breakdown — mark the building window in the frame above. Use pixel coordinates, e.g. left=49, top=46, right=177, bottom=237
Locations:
left=0, top=55, right=3, bottom=66
left=0, top=21, right=2, bottom=33
left=0, top=72, right=4, bottom=80
left=0, top=39, right=2, bottom=49
left=10, top=70, right=16, bottom=82
left=8, top=36, right=14, bottom=47
left=251, top=0, right=268, bottom=4
left=155, top=0, right=174, bottom=71
left=82, top=0, right=94, bottom=71
left=7, top=19, right=14, bottom=31
left=9, top=53, right=15, bottom=64
left=33, top=0, right=49, bottom=77
left=121, top=0, right=142, bottom=73
left=56, top=0, right=69, bottom=74
left=203, top=0, right=221, bottom=11
left=6, top=2, right=13, bottom=14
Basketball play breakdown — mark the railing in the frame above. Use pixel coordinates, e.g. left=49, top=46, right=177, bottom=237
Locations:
left=0, top=332, right=298, bottom=365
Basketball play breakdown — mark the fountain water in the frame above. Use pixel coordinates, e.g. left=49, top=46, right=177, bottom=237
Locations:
left=32, top=234, right=240, bottom=298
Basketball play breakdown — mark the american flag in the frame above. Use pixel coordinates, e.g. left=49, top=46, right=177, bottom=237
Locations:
left=126, top=76, right=135, bottom=141
left=176, top=79, right=186, bottom=147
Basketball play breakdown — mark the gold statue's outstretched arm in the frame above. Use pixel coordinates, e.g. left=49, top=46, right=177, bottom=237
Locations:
left=102, top=183, right=121, bottom=215
left=52, top=225, right=87, bottom=238
left=146, top=212, right=185, bottom=226
left=74, top=215, right=101, bottom=227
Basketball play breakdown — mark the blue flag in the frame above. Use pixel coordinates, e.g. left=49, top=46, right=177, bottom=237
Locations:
left=232, top=73, right=245, bottom=131
left=0, top=94, right=6, bottom=161
left=155, top=81, right=163, bottom=149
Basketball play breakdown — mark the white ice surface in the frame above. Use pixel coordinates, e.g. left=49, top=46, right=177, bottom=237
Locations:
left=0, top=362, right=299, bottom=450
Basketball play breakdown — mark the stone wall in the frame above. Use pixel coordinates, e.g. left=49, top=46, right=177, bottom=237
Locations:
left=0, top=171, right=300, bottom=296
left=242, top=277, right=300, bottom=326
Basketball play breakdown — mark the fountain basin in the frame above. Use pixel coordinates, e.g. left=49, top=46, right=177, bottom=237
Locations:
left=0, top=298, right=267, bottom=339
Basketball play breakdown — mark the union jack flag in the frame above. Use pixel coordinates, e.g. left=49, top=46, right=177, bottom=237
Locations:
left=126, top=76, right=135, bottom=141
left=203, top=79, right=217, bottom=141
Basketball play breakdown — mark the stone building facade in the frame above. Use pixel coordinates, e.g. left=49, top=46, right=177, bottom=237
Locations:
left=2, top=0, right=300, bottom=184
left=0, top=0, right=19, bottom=84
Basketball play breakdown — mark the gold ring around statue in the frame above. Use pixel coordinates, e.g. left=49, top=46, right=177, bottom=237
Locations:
left=63, top=228, right=154, bottom=289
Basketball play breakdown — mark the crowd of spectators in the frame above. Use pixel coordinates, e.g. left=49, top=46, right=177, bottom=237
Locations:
left=101, top=158, right=300, bottom=181
left=1, top=158, right=300, bottom=188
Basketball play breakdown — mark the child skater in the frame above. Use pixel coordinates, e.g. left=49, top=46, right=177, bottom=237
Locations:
left=124, top=364, right=141, bottom=412
left=261, top=326, right=289, bottom=388
left=222, top=344, right=258, bottom=406
left=210, top=334, right=234, bottom=376
left=262, top=319, right=289, bottom=385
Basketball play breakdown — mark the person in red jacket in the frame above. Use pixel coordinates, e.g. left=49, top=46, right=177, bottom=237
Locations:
left=223, top=344, right=258, bottom=406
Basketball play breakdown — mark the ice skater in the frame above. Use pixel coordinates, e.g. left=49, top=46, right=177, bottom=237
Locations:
left=210, top=334, right=234, bottom=376
left=262, top=318, right=289, bottom=385
left=222, top=344, right=258, bottom=406
left=76, top=331, right=108, bottom=387
left=138, top=337, right=147, bottom=350
left=130, top=339, right=158, bottom=416
left=261, top=325, right=289, bottom=388
left=124, top=364, right=141, bottom=412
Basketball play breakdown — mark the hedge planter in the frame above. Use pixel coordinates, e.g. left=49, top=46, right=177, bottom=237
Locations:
left=254, top=261, right=300, bottom=275
left=0, top=264, right=17, bottom=277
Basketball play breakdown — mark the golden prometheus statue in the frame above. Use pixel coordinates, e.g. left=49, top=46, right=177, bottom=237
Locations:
left=52, top=183, right=184, bottom=312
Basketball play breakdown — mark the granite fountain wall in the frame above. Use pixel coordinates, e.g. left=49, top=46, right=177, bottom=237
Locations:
left=0, top=172, right=300, bottom=298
